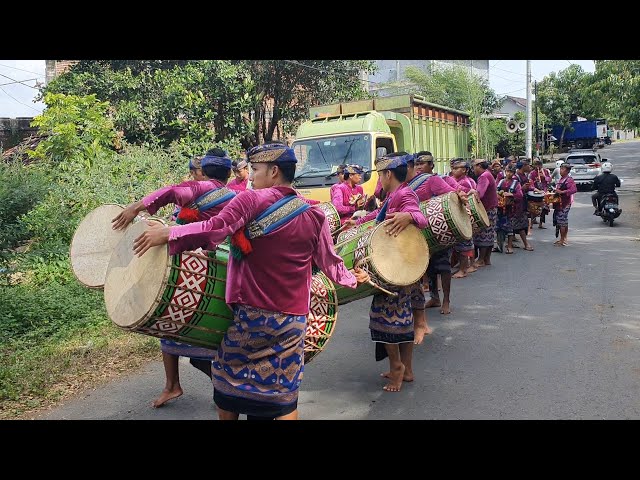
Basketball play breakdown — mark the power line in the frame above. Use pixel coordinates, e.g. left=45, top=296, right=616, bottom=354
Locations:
left=0, top=72, right=39, bottom=89
left=493, top=65, right=527, bottom=77
left=496, top=87, right=526, bottom=96
left=0, top=62, right=45, bottom=76
left=0, top=86, right=43, bottom=113
left=0, top=77, right=39, bottom=87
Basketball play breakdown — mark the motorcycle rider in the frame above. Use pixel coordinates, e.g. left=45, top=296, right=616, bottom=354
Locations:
left=591, top=162, right=621, bottom=215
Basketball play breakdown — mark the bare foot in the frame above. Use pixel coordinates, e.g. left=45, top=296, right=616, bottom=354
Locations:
left=413, top=322, right=432, bottom=345
left=452, top=270, right=467, bottom=279
left=152, top=387, right=183, bottom=408
left=474, top=260, right=486, bottom=268
left=440, top=301, right=451, bottom=315
left=381, top=364, right=408, bottom=388
left=466, top=265, right=478, bottom=273
left=425, top=298, right=441, bottom=309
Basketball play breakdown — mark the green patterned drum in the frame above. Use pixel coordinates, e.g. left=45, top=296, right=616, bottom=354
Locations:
left=334, top=219, right=429, bottom=305
left=466, top=193, right=490, bottom=234
left=104, top=220, right=337, bottom=364
left=315, top=201, right=341, bottom=235
left=419, top=192, right=473, bottom=254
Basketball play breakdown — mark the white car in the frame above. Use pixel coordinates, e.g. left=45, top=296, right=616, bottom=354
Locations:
left=565, top=150, right=603, bottom=189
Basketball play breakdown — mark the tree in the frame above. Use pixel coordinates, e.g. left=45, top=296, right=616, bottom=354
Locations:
left=584, top=60, right=640, bottom=130
left=536, top=64, right=592, bottom=148
left=42, top=61, right=256, bottom=156
left=237, top=60, right=377, bottom=145
left=402, top=64, right=502, bottom=158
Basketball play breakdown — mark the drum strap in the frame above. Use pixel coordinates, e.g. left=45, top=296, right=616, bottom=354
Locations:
left=408, top=173, right=434, bottom=191
left=192, top=186, right=236, bottom=212
left=230, top=194, right=311, bottom=259
left=497, top=179, right=518, bottom=193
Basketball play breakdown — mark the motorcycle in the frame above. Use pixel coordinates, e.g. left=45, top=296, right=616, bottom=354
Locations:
left=598, top=192, right=622, bottom=227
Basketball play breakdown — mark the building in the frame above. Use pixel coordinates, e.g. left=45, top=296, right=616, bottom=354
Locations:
left=492, top=95, right=526, bottom=119
left=45, top=60, right=79, bottom=85
left=368, top=60, right=489, bottom=96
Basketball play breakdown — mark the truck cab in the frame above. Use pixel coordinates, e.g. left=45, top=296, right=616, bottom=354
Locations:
left=291, top=94, right=471, bottom=203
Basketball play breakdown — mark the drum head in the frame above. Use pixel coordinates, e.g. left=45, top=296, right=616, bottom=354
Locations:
left=104, top=219, right=169, bottom=328
left=70, top=204, right=126, bottom=288
left=369, top=222, right=429, bottom=286
left=447, top=193, right=473, bottom=240
left=471, top=194, right=490, bottom=227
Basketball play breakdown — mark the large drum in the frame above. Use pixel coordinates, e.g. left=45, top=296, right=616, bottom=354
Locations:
left=315, top=201, right=341, bottom=235
left=333, top=220, right=429, bottom=305
left=466, top=193, right=490, bottom=234
left=70, top=204, right=145, bottom=288
left=104, top=220, right=337, bottom=364
left=419, top=192, right=473, bottom=254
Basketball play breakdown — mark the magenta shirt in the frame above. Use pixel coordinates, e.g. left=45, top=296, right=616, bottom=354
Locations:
left=496, top=171, right=505, bottom=183
left=454, top=176, right=476, bottom=193
left=497, top=178, right=524, bottom=215
left=529, top=168, right=551, bottom=191
left=331, top=182, right=364, bottom=223
left=413, top=175, right=456, bottom=202
left=142, top=179, right=231, bottom=251
left=556, top=175, right=577, bottom=209
left=442, top=175, right=461, bottom=190
left=227, top=177, right=249, bottom=192
left=355, top=183, right=428, bottom=229
left=476, top=170, right=498, bottom=210
left=168, top=186, right=357, bottom=315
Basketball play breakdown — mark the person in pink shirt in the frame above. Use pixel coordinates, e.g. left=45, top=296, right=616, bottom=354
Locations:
left=227, top=159, right=250, bottom=192
left=331, top=164, right=366, bottom=224
left=347, top=152, right=428, bottom=393
left=553, top=163, right=578, bottom=246
left=471, top=159, right=499, bottom=268
left=496, top=164, right=525, bottom=254
left=529, top=158, right=552, bottom=229
left=111, top=148, right=236, bottom=408
left=450, top=160, right=478, bottom=278
left=133, top=142, right=369, bottom=420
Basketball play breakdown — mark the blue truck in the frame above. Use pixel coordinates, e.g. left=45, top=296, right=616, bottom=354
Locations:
left=550, top=119, right=608, bottom=150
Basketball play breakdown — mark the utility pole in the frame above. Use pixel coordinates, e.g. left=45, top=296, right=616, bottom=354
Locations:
left=526, top=60, right=532, bottom=159
left=535, top=80, right=539, bottom=156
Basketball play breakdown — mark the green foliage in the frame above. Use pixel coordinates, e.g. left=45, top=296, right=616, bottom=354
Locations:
left=585, top=61, right=640, bottom=130
left=401, top=64, right=503, bottom=158
left=238, top=60, right=377, bottom=143
left=28, top=93, right=117, bottom=167
left=44, top=60, right=256, bottom=151
left=0, top=161, right=50, bottom=258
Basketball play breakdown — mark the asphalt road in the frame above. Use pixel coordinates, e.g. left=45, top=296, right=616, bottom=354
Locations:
left=37, top=141, right=640, bottom=420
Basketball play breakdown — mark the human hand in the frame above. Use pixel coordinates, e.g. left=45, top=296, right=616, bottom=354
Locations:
left=132, top=222, right=171, bottom=257
left=353, top=267, right=370, bottom=285
left=112, top=205, right=138, bottom=230
left=384, top=212, right=413, bottom=237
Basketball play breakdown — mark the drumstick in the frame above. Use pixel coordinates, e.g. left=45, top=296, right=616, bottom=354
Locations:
left=367, top=280, right=398, bottom=297
left=333, top=222, right=351, bottom=236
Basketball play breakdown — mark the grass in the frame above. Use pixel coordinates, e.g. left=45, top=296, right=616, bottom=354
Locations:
left=0, top=276, right=161, bottom=419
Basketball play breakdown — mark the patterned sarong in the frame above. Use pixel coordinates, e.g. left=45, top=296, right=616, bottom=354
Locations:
left=211, top=304, right=305, bottom=416
left=160, top=339, right=216, bottom=360
left=555, top=205, right=571, bottom=226
left=473, top=207, right=497, bottom=247
left=510, top=211, right=529, bottom=233
left=369, top=287, right=414, bottom=344
left=409, top=282, right=426, bottom=311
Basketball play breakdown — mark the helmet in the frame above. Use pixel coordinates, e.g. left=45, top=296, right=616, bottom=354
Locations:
left=555, top=160, right=564, bottom=168
left=601, top=162, right=613, bottom=173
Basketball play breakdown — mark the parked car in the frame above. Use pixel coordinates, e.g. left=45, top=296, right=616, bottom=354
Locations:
left=565, top=150, right=604, bottom=190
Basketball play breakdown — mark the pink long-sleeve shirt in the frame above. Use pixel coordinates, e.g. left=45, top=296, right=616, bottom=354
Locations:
left=476, top=170, right=498, bottom=210
left=331, top=182, right=364, bottom=223
left=411, top=174, right=457, bottom=202
left=454, top=176, right=477, bottom=193
left=556, top=175, right=577, bottom=209
left=142, top=179, right=232, bottom=251
left=168, top=186, right=357, bottom=315
left=443, top=175, right=462, bottom=190
left=227, top=177, right=249, bottom=192
left=355, top=183, right=428, bottom=229
left=529, top=168, right=551, bottom=191
left=497, top=177, right=524, bottom=215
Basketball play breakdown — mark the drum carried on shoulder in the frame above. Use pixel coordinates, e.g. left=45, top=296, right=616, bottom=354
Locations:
left=466, top=193, right=490, bottom=234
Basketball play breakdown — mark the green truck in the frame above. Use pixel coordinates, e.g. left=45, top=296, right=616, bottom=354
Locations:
left=291, top=94, right=472, bottom=203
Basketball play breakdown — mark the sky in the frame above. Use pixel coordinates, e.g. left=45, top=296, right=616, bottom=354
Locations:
left=0, top=60, right=597, bottom=118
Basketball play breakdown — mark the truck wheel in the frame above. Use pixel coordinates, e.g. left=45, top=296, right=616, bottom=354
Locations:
left=575, top=140, right=584, bottom=149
